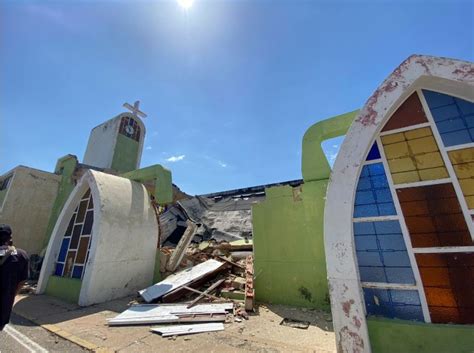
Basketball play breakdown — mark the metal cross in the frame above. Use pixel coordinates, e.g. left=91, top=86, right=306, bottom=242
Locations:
left=123, top=100, right=147, bottom=118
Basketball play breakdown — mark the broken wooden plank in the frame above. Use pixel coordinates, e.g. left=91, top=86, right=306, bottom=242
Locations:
left=187, top=278, right=226, bottom=309
left=166, top=220, right=198, bottom=272
left=151, top=323, right=225, bottom=337
left=218, top=256, right=245, bottom=269
left=139, top=259, right=225, bottom=303
left=182, top=286, right=221, bottom=301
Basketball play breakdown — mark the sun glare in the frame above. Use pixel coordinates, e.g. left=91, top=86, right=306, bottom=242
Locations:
left=177, top=0, right=194, bottom=10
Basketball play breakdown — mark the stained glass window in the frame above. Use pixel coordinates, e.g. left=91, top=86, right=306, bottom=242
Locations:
left=353, top=90, right=474, bottom=325
left=54, top=188, right=93, bottom=280
left=119, top=116, right=141, bottom=142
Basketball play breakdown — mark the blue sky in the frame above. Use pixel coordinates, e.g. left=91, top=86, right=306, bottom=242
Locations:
left=1, top=0, right=473, bottom=195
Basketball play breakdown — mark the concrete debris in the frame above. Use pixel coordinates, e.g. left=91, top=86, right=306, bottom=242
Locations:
left=110, top=232, right=255, bottom=340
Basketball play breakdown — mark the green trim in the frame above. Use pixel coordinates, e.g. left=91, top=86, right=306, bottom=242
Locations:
left=111, top=134, right=139, bottom=173
left=367, top=317, right=474, bottom=353
left=45, top=276, right=81, bottom=303
left=121, top=164, right=173, bottom=205
left=43, top=155, right=78, bottom=248
left=301, top=110, right=358, bottom=182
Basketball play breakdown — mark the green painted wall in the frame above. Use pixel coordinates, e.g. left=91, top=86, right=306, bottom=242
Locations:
left=45, top=276, right=81, bottom=303
left=111, top=134, right=139, bottom=174
left=253, top=182, right=330, bottom=308
left=367, top=317, right=474, bottom=353
left=252, top=111, right=357, bottom=309
left=42, top=155, right=78, bottom=248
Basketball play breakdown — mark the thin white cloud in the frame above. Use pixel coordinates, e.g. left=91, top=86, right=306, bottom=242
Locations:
left=166, top=155, right=185, bottom=162
left=145, top=146, right=152, bottom=150
left=218, top=161, right=227, bottom=168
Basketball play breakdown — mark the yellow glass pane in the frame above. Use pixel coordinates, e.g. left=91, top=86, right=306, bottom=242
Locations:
left=459, top=178, right=474, bottom=196
left=418, top=167, right=449, bottom=181
left=465, top=195, right=474, bottom=209
left=388, top=157, right=417, bottom=173
left=407, top=136, right=438, bottom=154
left=381, top=132, right=405, bottom=145
left=404, top=127, right=432, bottom=140
left=392, top=171, right=420, bottom=184
left=453, top=162, right=474, bottom=179
left=384, top=141, right=410, bottom=159
left=414, top=152, right=446, bottom=170
left=448, top=147, right=474, bottom=164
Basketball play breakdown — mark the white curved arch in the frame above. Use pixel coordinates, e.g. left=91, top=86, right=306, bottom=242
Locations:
left=324, top=55, right=474, bottom=353
left=38, top=170, right=158, bottom=306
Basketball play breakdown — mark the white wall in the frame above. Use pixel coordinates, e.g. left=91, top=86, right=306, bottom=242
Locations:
left=37, top=170, right=158, bottom=306
left=0, top=166, right=60, bottom=255
left=83, top=117, right=120, bottom=169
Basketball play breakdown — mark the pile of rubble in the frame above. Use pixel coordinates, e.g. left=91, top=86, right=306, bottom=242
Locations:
left=108, top=226, right=255, bottom=338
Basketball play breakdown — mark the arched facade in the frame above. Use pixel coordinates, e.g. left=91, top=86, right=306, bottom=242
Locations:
left=37, top=170, right=158, bottom=306
left=324, top=55, right=474, bottom=352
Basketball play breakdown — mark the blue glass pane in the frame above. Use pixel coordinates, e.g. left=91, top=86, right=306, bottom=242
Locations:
left=354, top=164, right=396, bottom=218
left=359, top=267, right=387, bottom=282
left=354, top=205, right=378, bottom=218
left=353, top=221, right=415, bottom=284
left=368, top=163, right=385, bottom=176
left=363, top=288, right=424, bottom=321
left=58, top=238, right=70, bottom=262
left=356, top=177, right=372, bottom=191
left=374, top=221, right=402, bottom=234
left=354, top=236, right=378, bottom=251
left=72, top=265, right=83, bottom=279
left=54, top=263, right=64, bottom=276
left=366, top=142, right=381, bottom=161
left=385, top=267, right=415, bottom=284
left=354, top=222, right=376, bottom=235
left=423, top=90, right=474, bottom=147
left=382, top=251, right=411, bottom=267
left=377, top=203, right=397, bottom=216
left=378, top=234, right=407, bottom=251
left=357, top=251, right=383, bottom=266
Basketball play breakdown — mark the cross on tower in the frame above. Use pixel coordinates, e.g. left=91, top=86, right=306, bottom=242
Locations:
left=123, top=100, right=147, bottom=118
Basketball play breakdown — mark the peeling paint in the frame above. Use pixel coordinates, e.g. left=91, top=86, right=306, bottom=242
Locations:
left=342, top=299, right=355, bottom=317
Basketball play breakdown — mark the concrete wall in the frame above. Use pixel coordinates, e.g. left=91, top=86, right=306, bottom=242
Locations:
left=253, top=182, right=330, bottom=309
left=0, top=166, right=60, bottom=255
left=252, top=111, right=356, bottom=309
left=83, top=117, right=120, bottom=169
left=83, top=113, right=145, bottom=173
left=38, top=170, right=159, bottom=306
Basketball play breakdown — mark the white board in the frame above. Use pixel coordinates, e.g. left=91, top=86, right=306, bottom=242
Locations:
left=107, top=303, right=233, bottom=326
left=151, top=323, right=225, bottom=337
left=139, top=259, right=224, bottom=302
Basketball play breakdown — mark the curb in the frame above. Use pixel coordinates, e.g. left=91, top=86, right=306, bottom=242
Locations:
left=14, top=311, right=111, bottom=353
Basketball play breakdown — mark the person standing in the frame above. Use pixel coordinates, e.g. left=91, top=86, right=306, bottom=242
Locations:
left=0, top=224, right=29, bottom=331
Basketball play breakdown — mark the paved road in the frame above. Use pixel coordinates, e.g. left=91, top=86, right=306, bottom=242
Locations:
left=0, top=313, right=87, bottom=353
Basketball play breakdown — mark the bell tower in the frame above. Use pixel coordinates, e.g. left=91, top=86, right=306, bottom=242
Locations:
left=83, top=101, right=147, bottom=173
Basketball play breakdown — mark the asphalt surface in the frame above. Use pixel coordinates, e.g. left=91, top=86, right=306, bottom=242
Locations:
left=0, top=313, right=87, bottom=353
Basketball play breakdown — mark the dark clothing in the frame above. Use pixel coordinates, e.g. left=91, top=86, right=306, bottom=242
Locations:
left=0, top=248, right=29, bottom=330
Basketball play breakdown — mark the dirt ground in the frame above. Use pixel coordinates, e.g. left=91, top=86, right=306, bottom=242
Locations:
left=13, top=294, right=336, bottom=352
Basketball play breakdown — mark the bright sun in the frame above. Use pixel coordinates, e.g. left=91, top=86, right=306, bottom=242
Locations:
left=177, top=0, right=194, bottom=9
